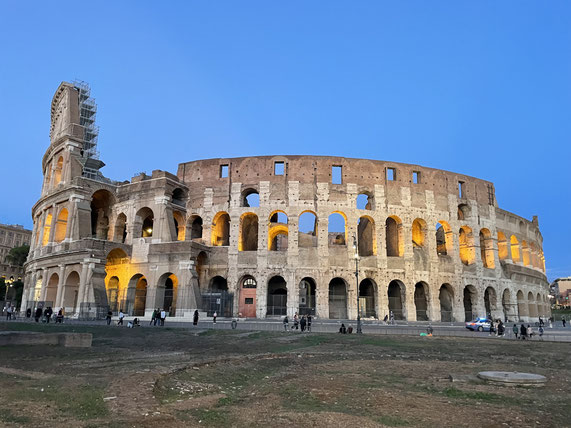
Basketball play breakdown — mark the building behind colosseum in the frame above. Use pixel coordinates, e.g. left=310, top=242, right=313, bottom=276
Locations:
left=22, top=82, right=550, bottom=322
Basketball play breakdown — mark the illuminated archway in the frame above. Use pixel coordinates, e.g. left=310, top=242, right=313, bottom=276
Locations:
left=388, top=280, right=406, bottom=320
left=386, top=216, right=404, bottom=257
left=439, top=284, right=454, bottom=322
left=211, top=212, right=230, bottom=246
left=479, top=228, right=494, bottom=268
left=329, top=277, right=347, bottom=319
left=239, top=213, right=259, bottom=251
left=459, top=226, right=475, bottom=265
left=54, top=208, right=68, bottom=243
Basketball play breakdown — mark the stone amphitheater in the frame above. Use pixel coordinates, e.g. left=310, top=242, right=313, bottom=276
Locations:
left=22, top=82, right=550, bottom=323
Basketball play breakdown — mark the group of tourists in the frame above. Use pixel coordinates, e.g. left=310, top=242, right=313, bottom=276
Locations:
left=283, top=312, right=312, bottom=332
left=512, top=323, right=544, bottom=340
left=150, top=308, right=167, bottom=326
left=488, top=319, right=506, bottom=336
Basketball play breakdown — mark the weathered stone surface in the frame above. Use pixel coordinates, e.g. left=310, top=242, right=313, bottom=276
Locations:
left=0, top=331, right=92, bottom=348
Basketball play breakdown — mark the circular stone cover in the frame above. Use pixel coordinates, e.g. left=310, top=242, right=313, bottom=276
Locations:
left=477, top=371, right=547, bottom=385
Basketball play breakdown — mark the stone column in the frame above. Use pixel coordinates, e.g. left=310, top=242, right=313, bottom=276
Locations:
left=39, top=268, right=48, bottom=301
left=154, top=196, right=173, bottom=243
left=54, top=264, right=66, bottom=309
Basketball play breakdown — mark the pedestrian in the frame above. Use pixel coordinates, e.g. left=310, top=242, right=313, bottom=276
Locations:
left=562, top=317, right=566, bottom=328
left=539, top=317, right=544, bottom=327
left=292, top=312, right=299, bottom=330
left=489, top=320, right=495, bottom=336
left=339, top=323, right=347, bottom=334
left=193, top=310, right=199, bottom=326
left=213, top=311, right=217, bottom=324
left=427, top=324, right=434, bottom=336
left=347, top=325, right=353, bottom=334
left=300, top=315, right=306, bottom=332
left=283, top=315, right=289, bottom=331
left=383, top=314, right=388, bottom=324
left=389, top=311, right=395, bottom=325
left=527, top=324, right=533, bottom=339
left=520, top=323, right=527, bottom=340
left=34, top=307, right=42, bottom=323
left=231, top=317, right=238, bottom=329
left=150, top=309, right=157, bottom=326
left=44, top=307, right=53, bottom=323
left=307, top=314, right=312, bottom=332
left=498, top=321, right=505, bottom=337
left=106, top=310, right=112, bottom=325
left=160, top=308, right=166, bottom=326
left=6, top=305, right=12, bottom=320
left=538, top=325, right=544, bottom=340
left=512, top=323, right=519, bottom=339
left=56, top=308, right=63, bottom=323
left=118, top=309, right=124, bottom=325
left=548, top=317, right=553, bottom=328
left=26, top=308, right=31, bottom=318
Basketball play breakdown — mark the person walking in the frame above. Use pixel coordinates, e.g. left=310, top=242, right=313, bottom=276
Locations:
left=389, top=311, right=395, bottom=325
left=193, top=310, right=199, bottom=326
left=34, top=307, right=42, bottom=323
left=513, top=323, right=519, bottom=339
left=498, top=321, right=505, bottom=337
left=213, top=311, right=217, bottom=324
left=526, top=324, right=533, bottom=340
left=283, top=315, right=289, bottom=331
left=106, top=310, right=112, bottom=325
left=56, top=308, right=63, bottom=323
left=307, top=314, right=312, bottom=332
left=160, top=308, right=166, bottom=326
left=118, top=309, right=124, bottom=325
left=538, top=325, right=544, bottom=340
left=562, top=317, right=566, bottom=328
left=520, top=323, right=527, bottom=340
left=5, top=305, right=12, bottom=320
left=300, top=315, right=307, bottom=332
left=150, top=309, right=157, bottom=326
left=292, top=312, right=299, bottom=330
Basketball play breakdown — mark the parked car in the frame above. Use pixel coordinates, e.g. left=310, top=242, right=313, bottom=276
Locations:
left=465, top=317, right=491, bottom=332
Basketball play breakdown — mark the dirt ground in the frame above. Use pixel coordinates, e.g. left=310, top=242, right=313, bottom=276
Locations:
left=0, top=323, right=569, bottom=428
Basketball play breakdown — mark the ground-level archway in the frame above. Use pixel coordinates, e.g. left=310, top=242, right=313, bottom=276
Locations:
left=439, top=283, right=454, bottom=322
left=484, top=287, right=497, bottom=319
left=359, top=278, right=376, bottom=318
left=267, top=276, right=287, bottom=316
left=127, top=274, right=148, bottom=316
left=157, top=272, right=178, bottom=315
left=388, top=280, right=406, bottom=320
left=329, top=278, right=347, bottom=319
left=463, top=285, right=477, bottom=321
left=238, top=276, right=257, bottom=318
left=298, top=277, right=316, bottom=316
left=414, top=282, right=429, bottom=321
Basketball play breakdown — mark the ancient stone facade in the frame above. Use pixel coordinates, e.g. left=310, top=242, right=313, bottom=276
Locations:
left=22, top=82, right=550, bottom=322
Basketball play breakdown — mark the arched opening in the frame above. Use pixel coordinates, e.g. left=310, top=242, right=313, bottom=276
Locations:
left=436, top=221, right=453, bottom=256
left=132, top=275, right=148, bottom=316
left=173, top=211, right=185, bottom=241
left=528, top=291, right=537, bottom=319
left=359, top=278, right=376, bottom=318
left=484, top=286, right=497, bottom=318
left=298, top=211, right=318, bottom=248
left=386, top=216, right=403, bottom=257
left=521, top=241, right=531, bottom=266
left=134, top=207, right=154, bottom=238
left=188, top=215, right=203, bottom=241
left=106, top=276, right=120, bottom=313
left=356, top=192, right=373, bottom=210
left=54, top=208, right=68, bottom=243
left=516, top=290, right=527, bottom=321
left=209, top=276, right=228, bottom=292
left=439, top=284, right=454, bottom=322
left=53, top=156, right=64, bottom=186
left=269, top=211, right=288, bottom=251
left=42, top=213, right=52, bottom=246
left=114, top=213, right=127, bottom=243
left=239, top=213, right=258, bottom=251
left=63, top=271, right=80, bottom=313
left=242, top=188, right=260, bottom=207
left=358, top=216, right=376, bottom=256
left=328, top=277, right=347, bottom=319
left=414, top=282, right=429, bottom=321
left=502, top=289, right=512, bottom=322
left=510, top=235, right=521, bottom=263
left=388, top=280, right=406, bottom=320
left=91, top=190, right=114, bottom=240
left=239, top=276, right=257, bottom=318
left=328, top=212, right=346, bottom=246
left=479, top=228, right=495, bottom=268
left=203, top=277, right=232, bottom=317
left=412, top=218, right=427, bottom=248
left=298, top=277, right=316, bottom=316
left=457, top=203, right=470, bottom=220
left=158, top=273, right=178, bottom=315
left=211, top=212, right=230, bottom=246
left=195, top=251, right=208, bottom=290
left=459, top=226, right=475, bottom=265
left=45, top=273, right=59, bottom=306
left=463, top=285, right=477, bottom=321
left=497, top=232, right=508, bottom=260
left=172, top=188, right=186, bottom=207
left=267, top=276, right=287, bottom=316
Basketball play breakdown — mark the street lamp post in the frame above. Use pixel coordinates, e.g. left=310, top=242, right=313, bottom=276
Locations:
left=353, top=235, right=362, bottom=334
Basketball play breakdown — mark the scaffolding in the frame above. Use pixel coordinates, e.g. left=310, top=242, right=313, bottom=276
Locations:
left=73, top=80, right=105, bottom=181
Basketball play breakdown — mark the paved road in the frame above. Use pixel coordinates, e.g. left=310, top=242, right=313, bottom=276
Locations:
left=3, top=317, right=571, bottom=342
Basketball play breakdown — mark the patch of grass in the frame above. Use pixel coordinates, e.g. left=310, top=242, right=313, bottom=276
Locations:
left=0, top=409, right=31, bottom=424
left=375, top=414, right=410, bottom=427
left=279, top=384, right=331, bottom=413
left=190, top=408, right=229, bottom=426
left=442, top=387, right=516, bottom=404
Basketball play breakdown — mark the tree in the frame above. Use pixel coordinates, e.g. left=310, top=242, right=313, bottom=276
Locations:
left=6, top=245, right=29, bottom=266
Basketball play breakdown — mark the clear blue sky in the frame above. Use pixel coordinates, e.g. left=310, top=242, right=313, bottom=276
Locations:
left=0, top=1, right=569, bottom=280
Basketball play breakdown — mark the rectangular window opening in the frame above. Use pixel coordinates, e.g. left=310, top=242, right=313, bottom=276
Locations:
left=458, top=181, right=465, bottom=198
left=412, top=171, right=420, bottom=184
left=387, top=167, right=396, bottom=181
left=245, top=298, right=254, bottom=305
left=332, top=165, right=342, bottom=184
left=220, top=164, right=229, bottom=178
left=274, top=161, right=284, bottom=175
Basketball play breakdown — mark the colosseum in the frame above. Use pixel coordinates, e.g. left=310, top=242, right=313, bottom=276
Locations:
left=22, top=82, right=550, bottom=323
